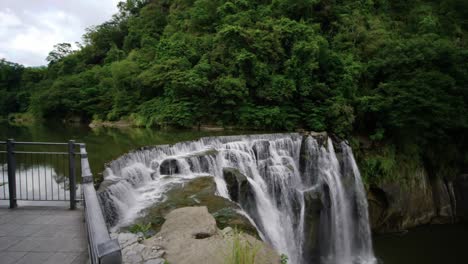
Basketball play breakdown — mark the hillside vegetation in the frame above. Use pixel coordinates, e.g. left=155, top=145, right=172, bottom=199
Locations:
left=1, top=0, right=467, bottom=182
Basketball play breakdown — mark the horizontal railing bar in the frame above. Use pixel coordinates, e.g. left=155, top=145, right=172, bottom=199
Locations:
left=14, top=142, right=73, bottom=146
left=14, top=151, right=69, bottom=155
left=15, top=199, right=71, bottom=201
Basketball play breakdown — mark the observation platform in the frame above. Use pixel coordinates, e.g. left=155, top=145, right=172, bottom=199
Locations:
left=0, top=205, right=87, bottom=264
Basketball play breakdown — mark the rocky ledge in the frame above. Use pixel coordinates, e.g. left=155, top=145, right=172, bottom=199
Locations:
left=115, top=206, right=279, bottom=264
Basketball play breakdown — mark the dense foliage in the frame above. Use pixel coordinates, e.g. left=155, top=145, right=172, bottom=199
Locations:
left=1, top=0, right=467, bottom=182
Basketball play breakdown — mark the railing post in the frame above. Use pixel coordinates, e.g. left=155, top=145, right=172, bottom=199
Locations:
left=7, top=139, right=17, bottom=209
left=68, top=140, right=76, bottom=210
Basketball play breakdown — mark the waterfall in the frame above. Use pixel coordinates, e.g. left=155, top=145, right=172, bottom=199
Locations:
left=98, top=133, right=376, bottom=264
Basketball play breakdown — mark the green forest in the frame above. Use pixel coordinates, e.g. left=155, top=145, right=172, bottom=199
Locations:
left=1, top=0, right=467, bottom=183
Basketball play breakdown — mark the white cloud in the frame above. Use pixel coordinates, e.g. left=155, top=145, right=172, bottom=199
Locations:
left=0, top=0, right=121, bottom=66
left=0, top=8, right=21, bottom=28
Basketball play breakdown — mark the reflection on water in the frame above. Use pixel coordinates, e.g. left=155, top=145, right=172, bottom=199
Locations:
left=0, top=163, right=78, bottom=201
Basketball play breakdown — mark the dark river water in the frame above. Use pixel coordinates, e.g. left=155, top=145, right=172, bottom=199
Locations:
left=373, top=223, right=468, bottom=264
left=1, top=122, right=467, bottom=264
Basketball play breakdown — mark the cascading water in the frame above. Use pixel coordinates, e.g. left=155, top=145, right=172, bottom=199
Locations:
left=98, top=133, right=376, bottom=264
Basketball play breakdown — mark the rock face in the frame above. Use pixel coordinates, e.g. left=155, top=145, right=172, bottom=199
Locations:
left=431, top=178, right=455, bottom=221
left=368, top=168, right=460, bottom=233
left=454, top=174, right=468, bottom=220
left=368, top=182, right=434, bottom=232
left=144, top=206, right=280, bottom=264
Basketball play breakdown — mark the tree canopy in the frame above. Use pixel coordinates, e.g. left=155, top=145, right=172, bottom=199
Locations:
left=1, top=0, right=467, bottom=180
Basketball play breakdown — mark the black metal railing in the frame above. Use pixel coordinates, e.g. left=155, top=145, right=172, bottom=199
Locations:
left=79, top=143, right=122, bottom=264
left=0, top=139, right=122, bottom=263
left=0, top=139, right=80, bottom=209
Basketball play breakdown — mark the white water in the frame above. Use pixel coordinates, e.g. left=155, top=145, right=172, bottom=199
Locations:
left=99, top=133, right=376, bottom=264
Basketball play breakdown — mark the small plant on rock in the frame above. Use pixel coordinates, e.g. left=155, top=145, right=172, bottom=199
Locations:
left=280, top=254, right=288, bottom=264
left=226, top=230, right=260, bottom=264
left=129, top=222, right=152, bottom=238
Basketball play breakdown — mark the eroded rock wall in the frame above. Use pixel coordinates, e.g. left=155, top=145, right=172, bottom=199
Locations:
left=368, top=168, right=462, bottom=233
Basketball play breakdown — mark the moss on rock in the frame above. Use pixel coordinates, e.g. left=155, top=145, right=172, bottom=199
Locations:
left=130, top=176, right=259, bottom=237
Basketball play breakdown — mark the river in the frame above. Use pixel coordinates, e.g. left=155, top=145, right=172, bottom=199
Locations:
left=1, top=122, right=466, bottom=264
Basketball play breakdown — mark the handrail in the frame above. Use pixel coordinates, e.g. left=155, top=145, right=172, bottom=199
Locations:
left=80, top=144, right=122, bottom=264
left=1, top=139, right=79, bottom=208
left=15, top=142, right=70, bottom=146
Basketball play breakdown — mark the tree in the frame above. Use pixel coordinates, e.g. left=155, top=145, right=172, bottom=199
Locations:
left=46, top=43, right=73, bottom=64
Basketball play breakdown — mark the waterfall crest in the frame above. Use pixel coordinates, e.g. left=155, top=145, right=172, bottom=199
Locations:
left=98, top=133, right=376, bottom=264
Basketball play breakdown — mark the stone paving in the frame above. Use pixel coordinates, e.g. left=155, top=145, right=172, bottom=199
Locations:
left=0, top=206, right=88, bottom=264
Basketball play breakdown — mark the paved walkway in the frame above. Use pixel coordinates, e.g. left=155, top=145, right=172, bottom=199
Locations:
left=0, top=206, right=88, bottom=264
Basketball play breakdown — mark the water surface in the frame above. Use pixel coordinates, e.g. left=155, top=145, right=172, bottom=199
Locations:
left=374, top=223, right=468, bottom=264
left=0, top=122, right=260, bottom=176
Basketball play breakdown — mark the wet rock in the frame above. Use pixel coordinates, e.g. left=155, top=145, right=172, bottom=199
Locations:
left=221, top=168, right=260, bottom=228
left=150, top=160, right=159, bottom=171
left=160, top=159, right=179, bottom=175
left=150, top=161, right=159, bottom=179
left=185, top=149, right=218, bottom=173
left=97, top=177, right=120, bottom=192
left=299, top=136, right=320, bottom=186
left=223, top=167, right=249, bottom=203
left=303, top=188, right=323, bottom=262
left=98, top=190, right=120, bottom=227
left=135, top=176, right=258, bottom=237
left=301, top=131, right=328, bottom=146
left=252, top=140, right=270, bottom=161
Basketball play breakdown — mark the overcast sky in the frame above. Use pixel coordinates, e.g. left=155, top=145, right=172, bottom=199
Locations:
left=0, top=0, right=121, bottom=67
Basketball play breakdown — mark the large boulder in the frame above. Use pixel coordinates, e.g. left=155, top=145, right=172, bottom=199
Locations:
left=131, top=176, right=258, bottom=237
left=143, top=206, right=280, bottom=264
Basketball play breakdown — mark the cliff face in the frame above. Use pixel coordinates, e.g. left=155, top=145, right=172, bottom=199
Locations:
left=367, top=169, right=465, bottom=233
left=454, top=174, right=468, bottom=221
